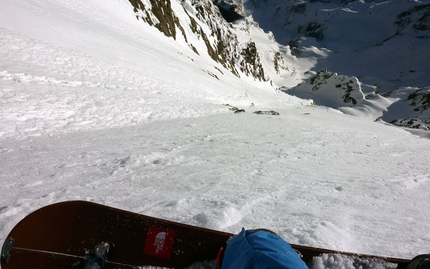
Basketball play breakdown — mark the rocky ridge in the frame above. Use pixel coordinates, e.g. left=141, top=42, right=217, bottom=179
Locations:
left=127, top=0, right=286, bottom=82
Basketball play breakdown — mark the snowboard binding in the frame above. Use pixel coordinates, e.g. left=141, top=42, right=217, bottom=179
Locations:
left=407, top=254, right=430, bottom=269
left=83, top=243, right=109, bottom=269
left=1, top=238, right=14, bottom=264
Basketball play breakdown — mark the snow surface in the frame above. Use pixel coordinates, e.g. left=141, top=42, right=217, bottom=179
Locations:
left=236, top=0, right=430, bottom=92
left=1, top=0, right=430, bottom=268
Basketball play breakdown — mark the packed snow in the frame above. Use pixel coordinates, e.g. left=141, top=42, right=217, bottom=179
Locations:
left=0, top=0, right=429, bottom=268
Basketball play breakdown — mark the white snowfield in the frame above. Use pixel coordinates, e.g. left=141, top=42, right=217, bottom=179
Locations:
left=0, top=0, right=429, bottom=268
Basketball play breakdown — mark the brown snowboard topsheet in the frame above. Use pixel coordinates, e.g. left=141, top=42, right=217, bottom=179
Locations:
left=1, top=201, right=411, bottom=269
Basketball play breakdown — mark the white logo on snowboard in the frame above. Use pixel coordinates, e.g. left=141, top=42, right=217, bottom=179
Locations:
left=154, top=232, right=167, bottom=253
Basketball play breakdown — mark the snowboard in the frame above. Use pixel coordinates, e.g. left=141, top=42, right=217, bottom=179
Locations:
left=1, top=201, right=412, bottom=269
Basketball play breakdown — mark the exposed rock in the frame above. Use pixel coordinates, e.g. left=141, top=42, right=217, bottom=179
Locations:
left=129, top=0, right=185, bottom=40
left=253, top=110, right=280, bottom=115
left=298, top=22, right=325, bottom=41
left=391, top=118, right=430, bottom=130
left=226, top=104, right=245, bottom=113
left=407, top=87, right=430, bottom=113
left=239, top=41, right=265, bottom=81
left=212, top=0, right=244, bottom=22
left=396, top=4, right=430, bottom=36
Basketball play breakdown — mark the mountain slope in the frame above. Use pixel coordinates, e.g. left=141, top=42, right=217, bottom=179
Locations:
left=127, top=0, right=287, bottom=82
left=0, top=0, right=310, bottom=139
left=127, top=0, right=430, bottom=132
left=64, top=0, right=429, bottom=133
left=233, top=0, right=429, bottom=90
left=228, top=0, right=430, bottom=132
left=1, top=0, right=430, bottom=264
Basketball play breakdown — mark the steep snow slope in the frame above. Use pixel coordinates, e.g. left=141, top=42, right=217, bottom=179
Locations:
left=230, top=0, right=430, bottom=131
left=1, top=0, right=305, bottom=139
left=235, top=0, right=430, bottom=90
left=126, top=0, right=290, bottom=83
left=1, top=0, right=430, bottom=268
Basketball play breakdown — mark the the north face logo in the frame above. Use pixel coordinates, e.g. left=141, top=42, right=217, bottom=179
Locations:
left=143, top=227, right=175, bottom=259
left=154, top=232, right=166, bottom=253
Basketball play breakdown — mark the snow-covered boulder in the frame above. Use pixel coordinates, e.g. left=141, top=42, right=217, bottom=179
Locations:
left=286, top=69, right=365, bottom=108
left=284, top=69, right=404, bottom=122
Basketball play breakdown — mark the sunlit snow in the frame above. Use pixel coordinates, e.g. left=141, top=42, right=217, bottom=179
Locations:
left=0, top=0, right=429, bottom=268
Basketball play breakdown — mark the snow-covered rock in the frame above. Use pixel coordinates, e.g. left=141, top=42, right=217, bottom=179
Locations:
left=287, top=69, right=365, bottom=107
left=285, top=69, right=430, bottom=128
left=285, top=69, right=394, bottom=120
left=231, top=0, right=430, bottom=93
left=382, top=87, right=430, bottom=130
